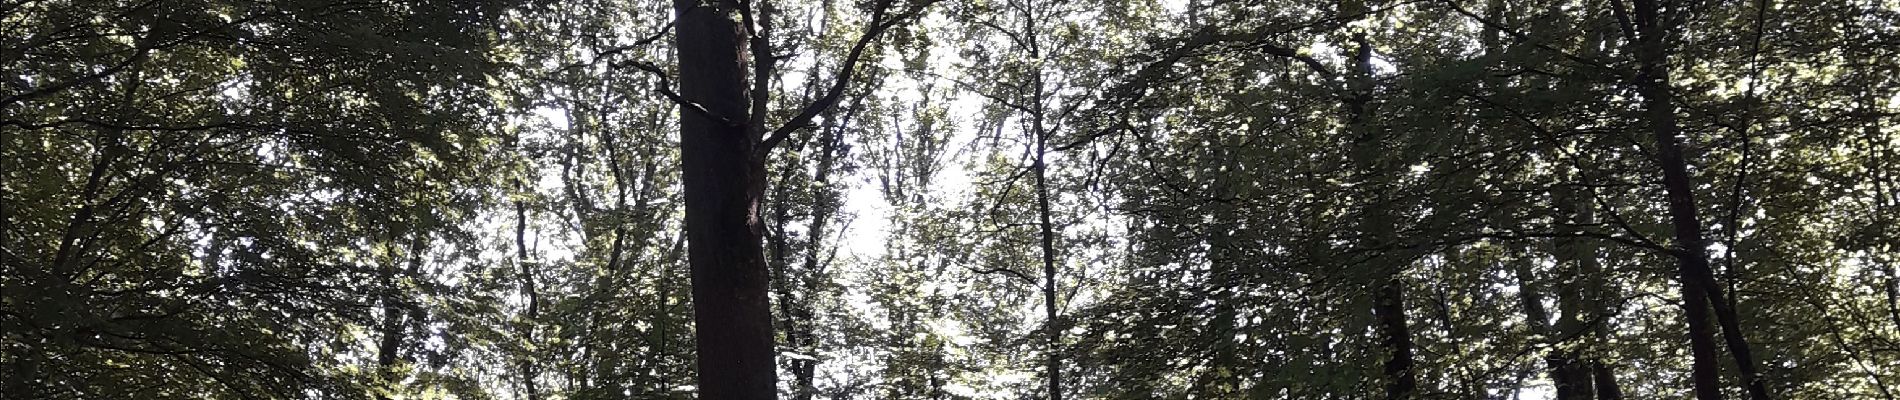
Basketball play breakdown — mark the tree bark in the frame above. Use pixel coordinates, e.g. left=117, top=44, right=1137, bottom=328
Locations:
left=1196, top=192, right=1241, bottom=396
left=790, top=107, right=850, bottom=400
left=1553, top=187, right=1621, bottom=400
left=1558, top=187, right=1624, bottom=400
left=376, top=236, right=426, bottom=400
left=515, top=185, right=541, bottom=400
left=1512, top=252, right=1593, bottom=400
left=673, top=0, right=778, bottom=397
left=1021, top=3, right=1064, bottom=398
left=1034, top=108, right=1064, bottom=400
left=1626, top=1, right=1770, bottom=399
left=1342, top=24, right=1417, bottom=400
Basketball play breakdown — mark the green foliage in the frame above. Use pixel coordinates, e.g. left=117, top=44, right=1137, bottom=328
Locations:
left=5, top=0, right=1898, bottom=398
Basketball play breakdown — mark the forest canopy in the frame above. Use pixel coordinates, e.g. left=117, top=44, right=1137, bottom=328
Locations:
left=3, top=0, right=1898, bottom=399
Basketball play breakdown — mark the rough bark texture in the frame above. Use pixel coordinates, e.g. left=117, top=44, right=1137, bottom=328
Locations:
left=673, top=0, right=778, bottom=397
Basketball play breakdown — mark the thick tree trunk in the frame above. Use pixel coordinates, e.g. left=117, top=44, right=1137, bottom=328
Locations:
left=1592, top=361, right=1625, bottom=400
left=1627, top=1, right=1771, bottom=399
left=1372, top=278, right=1417, bottom=400
left=673, top=0, right=778, bottom=397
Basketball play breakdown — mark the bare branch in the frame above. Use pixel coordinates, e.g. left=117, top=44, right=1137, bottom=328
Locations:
left=613, top=59, right=744, bottom=128
left=759, top=0, right=939, bottom=154
left=970, top=267, right=1039, bottom=285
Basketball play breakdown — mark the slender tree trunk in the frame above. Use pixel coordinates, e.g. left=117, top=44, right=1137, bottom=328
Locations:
left=790, top=108, right=849, bottom=400
left=515, top=186, right=541, bottom=400
left=507, top=113, right=540, bottom=399
left=1034, top=120, right=1063, bottom=400
left=588, top=109, right=640, bottom=394
left=375, top=254, right=405, bottom=400
left=1513, top=251, right=1593, bottom=400
left=1550, top=187, right=1612, bottom=400
left=1634, top=23, right=1724, bottom=400
left=1560, top=187, right=1624, bottom=400
left=1571, top=6, right=1628, bottom=399
left=376, top=236, right=427, bottom=400
left=1342, top=23, right=1417, bottom=400
left=1200, top=201, right=1241, bottom=396
left=1876, top=118, right=1900, bottom=330
left=767, top=142, right=801, bottom=395
left=1021, top=3, right=1063, bottom=397
left=656, top=232, right=686, bottom=397
left=1627, top=1, right=1771, bottom=399
left=673, top=0, right=777, bottom=396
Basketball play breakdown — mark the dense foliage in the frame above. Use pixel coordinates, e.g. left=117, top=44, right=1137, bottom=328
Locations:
left=3, top=0, right=1896, bottom=399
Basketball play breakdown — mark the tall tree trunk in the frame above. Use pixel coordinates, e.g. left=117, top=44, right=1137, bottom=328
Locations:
left=1022, top=3, right=1063, bottom=398
left=515, top=185, right=541, bottom=400
left=673, top=0, right=777, bottom=396
left=768, top=138, right=801, bottom=396
left=790, top=106, right=851, bottom=400
left=1034, top=115, right=1063, bottom=400
left=1874, top=108, right=1900, bottom=331
left=1572, top=6, right=1627, bottom=399
left=1372, top=270, right=1416, bottom=400
left=1626, top=1, right=1771, bottom=399
left=377, top=236, right=426, bottom=400
left=655, top=232, right=687, bottom=397
left=1592, top=363, right=1625, bottom=400
left=1342, top=21, right=1417, bottom=399
left=1559, top=186, right=1624, bottom=400
left=1552, top=186, right=1616, bottom=400
left=1198, top=201, right=1241, bottom=396
left=1512, top=249, right=1593, bottom=400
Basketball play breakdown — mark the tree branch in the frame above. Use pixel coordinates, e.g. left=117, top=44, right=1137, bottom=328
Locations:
left=758, top=0, right=938, bottom=154
left=970, top=266, right=1038, bottom=285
